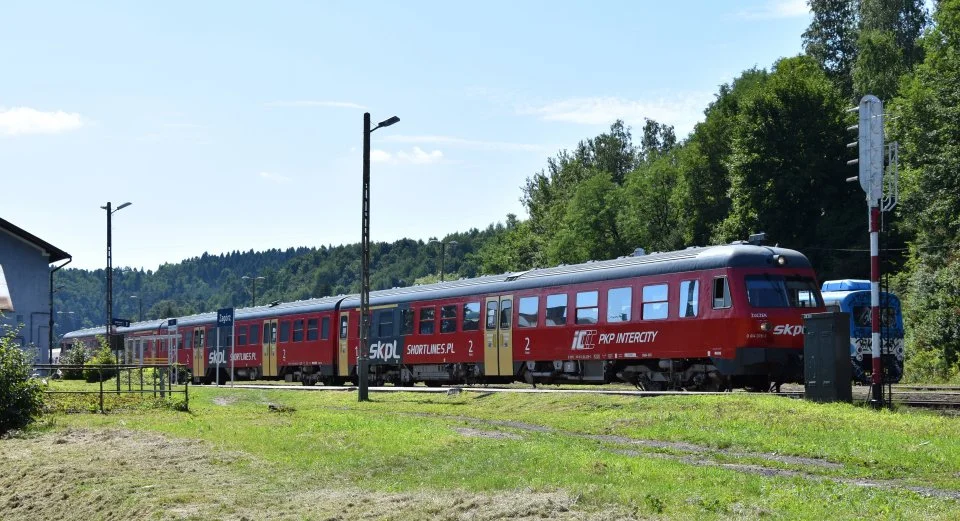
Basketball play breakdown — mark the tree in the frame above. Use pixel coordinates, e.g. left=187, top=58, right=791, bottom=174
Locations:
left=549, top=171, right=628, bottom=264
left=716, top=56, right=862, bottom=278
left=0, top=322, right=44, bottom=434
left=860, top=0, right=927, bottom=68
left=890, top=0, right=960, bottom=379
left=803, top=0, right=861, bottom=96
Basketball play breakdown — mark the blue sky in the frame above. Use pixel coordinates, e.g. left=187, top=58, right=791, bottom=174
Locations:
left=1, top=0, right=812, bottom=270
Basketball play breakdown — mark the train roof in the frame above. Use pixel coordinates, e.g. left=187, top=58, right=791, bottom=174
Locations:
left=63, top=243, right=812, bottom=339
left=820, top=279, right=901, bottom=307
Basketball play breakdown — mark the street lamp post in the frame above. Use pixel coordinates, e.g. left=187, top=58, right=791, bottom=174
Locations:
left=130, top=295, right=143, bottom=322
left=241, top=275, right=265, bottom=307
left=429, top=239, right=458, bottom=282
left=102, top=201, right=131, bottom=392
left=359, top=112, right=399, bottom=402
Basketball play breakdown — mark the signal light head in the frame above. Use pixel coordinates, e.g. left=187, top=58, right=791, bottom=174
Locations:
left=772, top=255, right=788, bottom=266
left=760, top=321, right=772, bottom=332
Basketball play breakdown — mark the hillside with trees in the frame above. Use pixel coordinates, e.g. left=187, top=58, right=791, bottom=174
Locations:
left=54, top=0, right=960, bottom=381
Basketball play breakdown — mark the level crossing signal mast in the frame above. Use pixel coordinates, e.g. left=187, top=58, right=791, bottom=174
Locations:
left=847, top=94, right=898, bottom=409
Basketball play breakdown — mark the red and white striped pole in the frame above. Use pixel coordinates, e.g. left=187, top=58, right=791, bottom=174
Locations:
left=869, top=205, right=883, bottom=406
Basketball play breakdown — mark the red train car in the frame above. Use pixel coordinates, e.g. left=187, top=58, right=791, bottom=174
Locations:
left=62, top=243, right=824, bottom=390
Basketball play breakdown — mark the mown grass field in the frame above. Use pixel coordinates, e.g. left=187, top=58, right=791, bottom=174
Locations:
left=3, top=382, right=960, bottom=520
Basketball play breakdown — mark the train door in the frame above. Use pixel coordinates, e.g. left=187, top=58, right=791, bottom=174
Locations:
left=191, top=327, right=205, bottom=381
left=262, top=319, right=278, bottom=377
left=483, top=295, right=514, bottom=376
left=338, top=312, right=350, bottom=377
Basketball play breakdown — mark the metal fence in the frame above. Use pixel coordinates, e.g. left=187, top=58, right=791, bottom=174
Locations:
left=33, top=363, right=189, bottom=413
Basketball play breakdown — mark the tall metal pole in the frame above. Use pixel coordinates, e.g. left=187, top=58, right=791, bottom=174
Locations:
left=439, top=242, right=445, bottom=282
left=252, top=278, right=257, bottom=307
left=105, top=203, right=120, bottom=392
left=359, top=112, right=371, bottom=401
left=869, top=205, right=883, bottom=406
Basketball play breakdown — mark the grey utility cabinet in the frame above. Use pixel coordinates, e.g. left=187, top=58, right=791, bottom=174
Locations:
left=803, top=312, right=852, bottom=403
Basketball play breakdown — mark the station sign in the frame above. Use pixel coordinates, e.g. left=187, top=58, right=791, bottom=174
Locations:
left=112, top=318, right=130, bottom=328
left=217, top=308, right=234, bottom=328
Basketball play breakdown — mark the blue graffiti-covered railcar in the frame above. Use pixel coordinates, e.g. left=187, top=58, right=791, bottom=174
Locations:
left=820, top=279, right=904, bottom=384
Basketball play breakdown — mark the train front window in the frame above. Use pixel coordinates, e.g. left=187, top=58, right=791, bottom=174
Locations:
left=744, top=275, right=822, bottom=308
left=852, top=306, right=897, bottom=328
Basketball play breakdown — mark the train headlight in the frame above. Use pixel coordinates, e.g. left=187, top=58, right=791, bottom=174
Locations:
left=772, top=254, right=788, bottom=266
left=760, top=321, right=772, bottom=332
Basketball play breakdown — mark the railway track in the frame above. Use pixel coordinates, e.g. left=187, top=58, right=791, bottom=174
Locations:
left=224, top=383, right=960, bottom=411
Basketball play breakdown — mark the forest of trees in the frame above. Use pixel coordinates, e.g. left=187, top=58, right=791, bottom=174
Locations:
left=53, top=0, right=960, bottom=382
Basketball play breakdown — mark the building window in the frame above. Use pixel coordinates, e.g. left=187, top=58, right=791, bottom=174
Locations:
left=320, top=317, right=330, bottom=340
left=576, top=291, right=599, bottom=324
left=440, top=305, right=457, bottom=333
left=419, top=307, right=435, bottom=335
left=680, top=280, right=699, bottom=317
left=546, top=294, right=568, bottom=326
left=518, top=296, right=539, bottom=328
left=642, top=284, right=669, bottom=320
left=279, top=321, right=290, bottom=342
left=307, top=318, right=319, bottom=341
left=462, top=302, right=480, bottom=331
left=293, top=319, right=304, bottom=342
left=401, top=309, right=414, bottom=335
left=606, top=287, right=632, bottom=323
left=713, top=277, right=731, bottom=309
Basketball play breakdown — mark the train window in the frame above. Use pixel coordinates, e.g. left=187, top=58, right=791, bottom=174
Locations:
left=419, top=307, right=436, bottom=335
left=279, top=321, right=290, bottom=342
left=400, top=309, right=415, bottom=335
left=249, top=324, right=260, bottom=345
left=606, top=287, right=632, bottom=323
left=206, top=328, right=215, bottom=347
left=293, top=319, right=304, bottom=342
left=576, top=291, right=599, bottom=324
left=500, top=299, right=513, bottom=329
left=184, top=331, right=192, bottom=349
left=642, top=284, right=669, bottom=320
left=307, top=319, right=318, bottom=341
left=339, top=316, right=348, bottom=339
left=320, top=317, right=330, bottom=340
left=852, top=306, right=897, bottom=328
left=237, top=326, right=248, bottom=346
left=744, top=275, right=822, bottom=308
left=679, top=280, right=699, bottom=317
left=486, top=301, right=498, bottom=329
left=440, top=305, right=458, bottom=333
left=546, top=294, right=568, bottom=326
left=377, top=310, right=395, bottom=337
left=713, top=277, right=732, bottom=309
left=518, top=296, right=539, bottom=328
left=462, top=302, right=480, bottom=331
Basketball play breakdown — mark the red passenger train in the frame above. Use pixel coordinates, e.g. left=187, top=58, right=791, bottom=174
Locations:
left=62, top=243, right=825, bottom=390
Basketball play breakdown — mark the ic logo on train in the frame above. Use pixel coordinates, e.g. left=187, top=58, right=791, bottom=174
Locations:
left=571, top=330, right=597, bottom=350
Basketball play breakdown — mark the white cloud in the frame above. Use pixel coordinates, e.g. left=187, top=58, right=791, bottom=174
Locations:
left=265, top=100, right=368, bottom=110
left=383, top=134, right=549, bottom=153
left=258, top=171, right=291, bottom=183
left=0, top=107, right=83, bottom=136
left=737, top=0, right=809, bottom=20
left=371, top=147, right=443, bottom=165
left=520, top=92, right=715, bottom=138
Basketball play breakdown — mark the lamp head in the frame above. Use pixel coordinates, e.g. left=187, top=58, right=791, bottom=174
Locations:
left=116, top=202, right=132, bottom=211
left=378, top=116, right=400, bottom=128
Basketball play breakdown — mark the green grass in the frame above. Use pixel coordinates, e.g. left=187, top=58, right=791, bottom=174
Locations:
left=6, top=383, right=960, bottom=520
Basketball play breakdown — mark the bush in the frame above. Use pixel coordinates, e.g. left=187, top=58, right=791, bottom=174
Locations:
left=60, top=344, right=89, bottom=380
left=83, top=337, right=118, bottom=382
left=0, top=322, right=45, bottom=434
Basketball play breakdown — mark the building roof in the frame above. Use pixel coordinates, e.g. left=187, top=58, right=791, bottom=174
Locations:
left=0, top=217, right=71, bottom=263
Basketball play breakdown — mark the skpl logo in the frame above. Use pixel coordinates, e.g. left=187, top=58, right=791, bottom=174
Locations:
left=369, top=340, right=400, bottom=361
left=773, top=324, right=803, bottom=336
left=571, top=330, right=597, bottom=351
